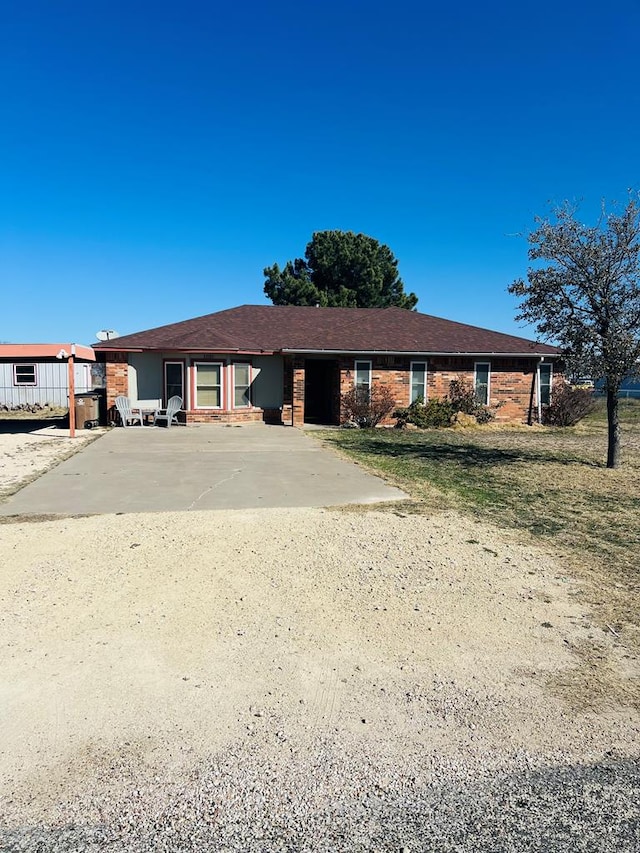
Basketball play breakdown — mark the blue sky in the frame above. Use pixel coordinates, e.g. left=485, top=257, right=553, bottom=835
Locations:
left=1, top=0, right=639, bottom=344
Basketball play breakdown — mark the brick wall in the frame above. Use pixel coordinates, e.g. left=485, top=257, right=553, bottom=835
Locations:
left=185, top=408, right=282, bottom=425
left=333, top=355, right=540, bottom=425
left=105, top=353, right=129, bottom=409
left=292, top=359, right=305, bottom=427
left=281, top=355, right=306, bottom=427
left=282, top=357, right=293, bottom=426
left=427, top=357, right=538, bottom=422
left=334, top=355, right=407, bottom=425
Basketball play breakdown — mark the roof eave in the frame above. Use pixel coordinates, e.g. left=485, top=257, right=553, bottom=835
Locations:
left=93, top=345, right=276, bottom=356
left=281, top=348, right=560, bottom=357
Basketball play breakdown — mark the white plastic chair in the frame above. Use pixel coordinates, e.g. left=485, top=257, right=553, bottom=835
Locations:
left=115, top=396, right=143, bottom=428
left=153, top=396, right=182, bottom=428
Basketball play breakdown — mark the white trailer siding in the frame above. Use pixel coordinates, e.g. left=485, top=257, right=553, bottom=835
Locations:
left=0, top=361, right=92, bottom=407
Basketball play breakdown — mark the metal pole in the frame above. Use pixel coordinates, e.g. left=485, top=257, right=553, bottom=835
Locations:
left=68, top=344, right=76, bottom=438
left=537, top=358, right=543, bottom=425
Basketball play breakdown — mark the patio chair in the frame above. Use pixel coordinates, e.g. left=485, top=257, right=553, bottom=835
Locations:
left=153, top=395, right=183, bottom=428
left=115, top=396, right=144, bottom=428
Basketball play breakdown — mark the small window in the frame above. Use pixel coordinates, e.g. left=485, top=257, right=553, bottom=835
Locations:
left=354, top=360, right=372, bottom=403
left=474, top=362, right=490, bottom=406
left=539, top=363, right=552, bottom=406
left=410, top=361, right=427, bottom=403
left=14, top=364, right=37, bottom=385
left=354, top=360, right=371, bottom=392
left=234, top=363, right=251, bottom=408
left=195, top=362, right=222, bottom=408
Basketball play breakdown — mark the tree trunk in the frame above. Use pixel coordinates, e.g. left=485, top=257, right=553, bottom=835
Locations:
left=606, top=387, right=620, bottom=469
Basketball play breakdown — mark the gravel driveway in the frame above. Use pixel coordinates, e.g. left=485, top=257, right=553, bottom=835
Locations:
left=1, top=506, right=638, bottom=851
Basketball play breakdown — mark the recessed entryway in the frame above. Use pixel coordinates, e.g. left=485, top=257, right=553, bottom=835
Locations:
left=303, top=359, right=339, bottom=425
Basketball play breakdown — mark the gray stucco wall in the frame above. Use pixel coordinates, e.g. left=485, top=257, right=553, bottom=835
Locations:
left=128, top=352, right=164, bottom=402
left=126, top=353, right=283, bottom=409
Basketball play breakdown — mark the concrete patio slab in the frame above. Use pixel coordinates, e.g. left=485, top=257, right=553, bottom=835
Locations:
left=0, top=424, right=406, bottom=516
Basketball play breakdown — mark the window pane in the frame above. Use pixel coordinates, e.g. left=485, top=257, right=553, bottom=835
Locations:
left=232, top=364, right=251, bottom=407
left=235, top=364, right=250, bottom=385
left=15, top=365, right=36, bottom=384
left=196, top=363, right=221, bottom=407
left=475, top=364, right=489, bottom=405
left=411, top=363, right=426, bottom=403
left=197, top=386, right=220, bottom=407
left=235, top=387, right=250, bottom=407
left=355, top=362, right=370, bottom=388
left=540, top=364, right=552, bottom=405
left=198, top=364, right=220, bottom=384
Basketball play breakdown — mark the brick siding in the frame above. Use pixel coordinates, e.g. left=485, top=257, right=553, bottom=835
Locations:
left=185, top=407, right=283, bottom=425
left=104, top=351, right=544, bottom=428
left=426, top=357, right=538, bottom=423
left=105, top=353, right=129, bottom=409
left=292, top=361, right=305, bottom=427
left=322, top=355, right=540, bottom=425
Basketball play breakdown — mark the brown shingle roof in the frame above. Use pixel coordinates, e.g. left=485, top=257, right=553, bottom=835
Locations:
left=93, top=305, right=559, bottom=356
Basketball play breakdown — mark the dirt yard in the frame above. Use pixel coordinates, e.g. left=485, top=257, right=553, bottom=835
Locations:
left=0, top=433, right=638, bottom=849
left=0, top=425, right=103, bottom=500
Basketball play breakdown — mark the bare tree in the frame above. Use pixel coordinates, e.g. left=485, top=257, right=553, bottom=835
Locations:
left=509, top=197, right=640, bottom=468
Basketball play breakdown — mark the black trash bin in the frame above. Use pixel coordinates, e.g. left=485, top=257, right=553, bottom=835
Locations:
left=73, top=392, right=101, bottom=429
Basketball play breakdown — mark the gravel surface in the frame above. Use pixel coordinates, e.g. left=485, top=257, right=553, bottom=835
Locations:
left=1, top=738, right=638, bottom=851
left=1, top=506, right=638, bottom=851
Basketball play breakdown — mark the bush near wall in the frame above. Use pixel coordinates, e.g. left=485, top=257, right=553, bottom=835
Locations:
left=394, top=378, right=497, bottom=429
left=543, top=380, right=596, bottom=426
left=341, top=384, right=396, bottom=428
left=394, top=397, right=454, bottom=428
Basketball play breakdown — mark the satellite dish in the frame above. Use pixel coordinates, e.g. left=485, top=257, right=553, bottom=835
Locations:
left=96, top=329, right=119, bottom=341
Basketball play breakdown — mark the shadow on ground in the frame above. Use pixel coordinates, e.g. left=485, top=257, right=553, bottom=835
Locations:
left=1, top=754, right=637, bottom=851
left=0, top=417, right=68, bottom=435
left=329, top=434, right=599, bottom=469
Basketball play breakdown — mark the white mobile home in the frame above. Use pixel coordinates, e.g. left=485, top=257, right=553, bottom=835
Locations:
left=0, top=344, right=96, bottom=409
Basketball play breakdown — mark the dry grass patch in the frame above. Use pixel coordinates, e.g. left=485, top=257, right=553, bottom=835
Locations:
left=545, top=638, right=640, bottom=712
left=315, top=400, right=640, bottom=709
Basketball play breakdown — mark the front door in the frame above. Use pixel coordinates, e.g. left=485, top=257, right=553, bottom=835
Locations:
left=304, top=359, right=338, bottom=424
left=164, top=361, right=185, bottom=406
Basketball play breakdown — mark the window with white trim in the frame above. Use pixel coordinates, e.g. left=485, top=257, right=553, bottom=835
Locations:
left=354, top=360, right=371, bottom=393
left=195, top=362, right=222, bottom=408
left=410, top=361, right=427, bottom=403
left=474, top=362, right=490, bottom=406
left=14, top=364, right=37, bottom=385
left=233, top=363, right=251, bottom=408
left=538, top=363, right=552, bottom=406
